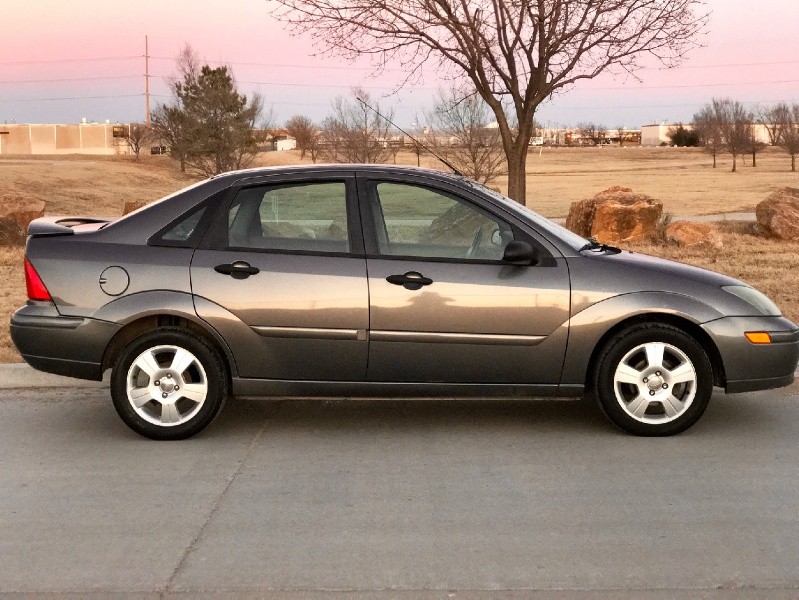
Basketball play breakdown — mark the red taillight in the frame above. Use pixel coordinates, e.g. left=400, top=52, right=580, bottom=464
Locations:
left=24, top=257, right=52, bottom=301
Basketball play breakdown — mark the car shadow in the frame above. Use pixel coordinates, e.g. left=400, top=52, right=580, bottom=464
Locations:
left=53, top=386, right=796, bottom=442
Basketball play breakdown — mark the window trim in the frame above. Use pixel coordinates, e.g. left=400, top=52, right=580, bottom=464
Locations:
left=147, top=191, right=222, bottom=249
left=199, top=175, right=365, bottom=256
left=357, top=175, right=557, bottom=266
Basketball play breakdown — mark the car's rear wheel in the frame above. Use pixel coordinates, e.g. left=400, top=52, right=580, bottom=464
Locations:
left=594, top=323, right=713, bottom=436
left=111, top=328, right=227, bottom=440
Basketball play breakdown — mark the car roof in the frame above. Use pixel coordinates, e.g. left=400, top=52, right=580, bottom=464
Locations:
left=210, top=163, right=467, bottom=185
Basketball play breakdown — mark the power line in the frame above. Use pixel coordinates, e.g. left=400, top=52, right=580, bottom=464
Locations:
left=148, top=55, right=386, bottom=72
left=0, top=75, right=141, bottom=85
left=0, top=56, right=141, bottom=66
left=586, top=79, right=799, bottom=91
left=2, top=94, right=143, bottom=103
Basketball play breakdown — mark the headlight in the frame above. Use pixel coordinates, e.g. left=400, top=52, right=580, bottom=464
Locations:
left=722, top=285, right=781, bottom=316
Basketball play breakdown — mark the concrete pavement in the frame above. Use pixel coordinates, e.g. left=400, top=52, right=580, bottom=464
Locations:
left=0, top=382, right=797, bottom=598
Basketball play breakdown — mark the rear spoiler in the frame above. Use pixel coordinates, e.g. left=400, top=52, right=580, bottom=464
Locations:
left=28, top=216, right=112, bottom=237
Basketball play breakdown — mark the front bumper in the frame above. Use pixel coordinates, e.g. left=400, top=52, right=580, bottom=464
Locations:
left=702, top=316, right=799, bottom=393
left=10, top=304, right=119, bottom=381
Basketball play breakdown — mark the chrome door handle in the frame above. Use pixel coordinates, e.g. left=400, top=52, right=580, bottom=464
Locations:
left=386, top=271, right=433, bottom=290
left=214, top=261, right=260, bottom=279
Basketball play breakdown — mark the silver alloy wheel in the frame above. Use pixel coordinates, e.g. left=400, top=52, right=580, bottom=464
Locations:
left=613, top=342, right=697, bottom=424
left=125, top=344, right=208, bottom=427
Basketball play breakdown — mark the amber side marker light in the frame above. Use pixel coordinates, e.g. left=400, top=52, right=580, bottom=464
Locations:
left=24, top=257, right=52, bottom=302
left=745, top=332, right=772, bottom=344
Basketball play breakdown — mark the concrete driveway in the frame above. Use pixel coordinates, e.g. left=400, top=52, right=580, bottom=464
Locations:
left=0, top=380, right=797, bottom=598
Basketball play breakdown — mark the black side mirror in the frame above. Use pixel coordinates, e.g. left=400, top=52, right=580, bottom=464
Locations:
left=502, top=240, right=537, bottom=266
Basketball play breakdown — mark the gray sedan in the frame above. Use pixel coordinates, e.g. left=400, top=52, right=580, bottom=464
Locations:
left=10, top=165, right=799, bottom=439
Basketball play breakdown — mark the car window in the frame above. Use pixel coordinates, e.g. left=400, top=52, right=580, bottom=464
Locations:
left=161, top=206, right=207, bottom=243
left=370, top=182, right=514, bottom=260
left=227, top=181, right=349, bottom=253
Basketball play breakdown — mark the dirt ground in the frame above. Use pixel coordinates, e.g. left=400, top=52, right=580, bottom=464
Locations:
left=1, top=148, right=797, bottom=363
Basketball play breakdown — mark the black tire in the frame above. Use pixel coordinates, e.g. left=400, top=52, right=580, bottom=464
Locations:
left=111, top=327, right=227, bottom=440
left=594, top=323, right=713, bottom=436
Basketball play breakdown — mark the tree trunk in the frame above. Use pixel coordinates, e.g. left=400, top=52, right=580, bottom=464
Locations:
left=506, top=144, right=529, bottom=205
left=752, top=150, right=756, bottom=167
left=792, top=154, right=796, bottom=172
left=712, top=152, right=716, bottom=168
left=731, top=153, right=737, bottom=173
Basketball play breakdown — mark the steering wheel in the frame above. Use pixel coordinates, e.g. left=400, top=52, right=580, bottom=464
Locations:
left=466, top=227, right=484, bottom=258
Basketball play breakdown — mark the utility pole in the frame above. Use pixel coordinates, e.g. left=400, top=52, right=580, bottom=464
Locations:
left=144, top=35, right=151, bottom=126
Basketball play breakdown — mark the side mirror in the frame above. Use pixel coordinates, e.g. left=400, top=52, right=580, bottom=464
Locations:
left=502, top=240, right=537, bottom=266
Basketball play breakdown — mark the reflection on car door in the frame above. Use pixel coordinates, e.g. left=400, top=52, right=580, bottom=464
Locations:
left=191, top=175, right=369, bottom=381
left=360, top=177, right=571, bottom=384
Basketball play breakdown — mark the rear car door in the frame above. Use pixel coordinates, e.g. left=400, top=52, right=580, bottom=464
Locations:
left=359, top=174, right=571, bottom=384
left=191, top=172, right=369, bottom=380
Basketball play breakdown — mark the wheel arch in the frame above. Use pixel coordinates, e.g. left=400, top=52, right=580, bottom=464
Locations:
left=101, top=313, right=236, bottom=384
left=583, top=313, right=726, bottom=394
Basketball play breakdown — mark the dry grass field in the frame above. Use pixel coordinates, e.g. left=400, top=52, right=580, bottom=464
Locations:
left=1, top=148, right=798, bottom=363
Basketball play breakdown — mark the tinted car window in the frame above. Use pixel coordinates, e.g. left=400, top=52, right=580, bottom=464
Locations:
left=161, top=206, right=207, bottom=242
left=371, top=182, right=514, bottom=260
left=227, top=182, right=349, bottom=253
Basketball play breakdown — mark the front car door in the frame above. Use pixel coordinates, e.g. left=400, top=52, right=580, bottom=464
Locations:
left=359, top=174, right=571, bottom=384
left=191, top=172, right=369, bottom=381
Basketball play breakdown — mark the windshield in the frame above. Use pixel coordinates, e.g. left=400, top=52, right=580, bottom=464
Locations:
left=465, top=180, right=589, bottom=251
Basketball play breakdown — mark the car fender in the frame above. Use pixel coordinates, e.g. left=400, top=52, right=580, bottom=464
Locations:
left=560, top=291, right=725, bottom=386
left=92, top=290, right=238, bottom=376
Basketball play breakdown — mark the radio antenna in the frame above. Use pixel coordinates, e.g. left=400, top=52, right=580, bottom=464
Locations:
left=355, top=96, right=463, bottom=176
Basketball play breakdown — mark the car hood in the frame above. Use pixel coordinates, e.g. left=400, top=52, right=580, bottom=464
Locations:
left=592, top=249, right=744, bottom=288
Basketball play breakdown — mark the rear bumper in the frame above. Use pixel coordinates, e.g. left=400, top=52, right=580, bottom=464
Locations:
left=10, top=306, right=119, bottom=381
left=702, top=316, right=799, bottom=393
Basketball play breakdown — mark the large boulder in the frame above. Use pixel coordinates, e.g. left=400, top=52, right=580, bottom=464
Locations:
left=666, top=221, right=723, bottom=250
left=123, top=200, right=148, bottom=215
left=566, top=187, right=663, bottom=244
left=0, top=197, right=45, bottom=245
left=756, top=188, right=799, bottom=240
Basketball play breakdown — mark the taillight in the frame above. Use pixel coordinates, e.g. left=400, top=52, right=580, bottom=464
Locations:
left=24, top=257, right=52, bottom=301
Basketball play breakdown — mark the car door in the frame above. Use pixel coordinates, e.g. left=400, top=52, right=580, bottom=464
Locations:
left=191, top=173, right=369, bottom=381
left=359, top=174, right=571, bottom=384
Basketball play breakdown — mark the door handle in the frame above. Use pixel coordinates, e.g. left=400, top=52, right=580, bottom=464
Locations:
left=214, top=261, right=260, bottom=279
left=386, top=271, right=433, bottom=291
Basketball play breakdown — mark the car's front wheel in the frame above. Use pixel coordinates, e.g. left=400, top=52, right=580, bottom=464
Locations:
left=594, top=323, right=713, bottom=436
left=111, top=328, right=227, bottom=440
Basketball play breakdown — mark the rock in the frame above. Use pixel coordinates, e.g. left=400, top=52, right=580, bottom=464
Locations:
left=756, top=187, right=799, bottom=240
left=666, top=221, right=723, bottom=250
left=0, top=197, right=45, bottom=245
left=0, top=218, right=25, bottom=245
left=566, top=187, right=663, bottom=244
left=421, top=202, right=487, bottom=246
left=123, top=200, right=148, bottom=215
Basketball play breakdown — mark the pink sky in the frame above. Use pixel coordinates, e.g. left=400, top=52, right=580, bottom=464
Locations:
left=1, top=0, right=797, bottom=128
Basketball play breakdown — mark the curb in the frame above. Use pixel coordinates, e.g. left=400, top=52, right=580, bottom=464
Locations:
left=0, top=363, right=109, bottom=389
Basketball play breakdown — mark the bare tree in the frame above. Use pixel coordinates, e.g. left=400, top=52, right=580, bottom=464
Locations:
left=774, top=103, right=799, bottom=172
left=696, top=98, right=752, bottom=173
left=124, top=123, right=153, bottom=160
left=616, top=126, right=626, bottom=147
left=761, top=105, right=784, bottom=146
left=272, top=0, right=706, bottom=205
left=577, top=122, right=608, bottom=146
left=151, top=44, right=201, bottom=172
left=718, top=99, right=753, bottom=173
left=152, top=44, right=267, bottom=176
left=319, top=88, right=393, bottom=163
left=285, top=115, right=318, bottom=160
left=693, top=106, right=722, bottom=168
left=430, top=88, right=507, bottom=184
left=746, top=129, right=767, bottom=168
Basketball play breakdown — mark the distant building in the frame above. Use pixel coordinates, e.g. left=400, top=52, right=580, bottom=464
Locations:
left=0, top=122, right=135, bottom=155
left=641, top=122, right=774, bottom=146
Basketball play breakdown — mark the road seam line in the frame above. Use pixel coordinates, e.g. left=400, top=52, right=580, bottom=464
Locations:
left=159, top=419, right=269, bottom=598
